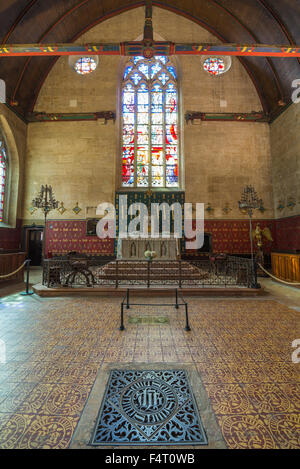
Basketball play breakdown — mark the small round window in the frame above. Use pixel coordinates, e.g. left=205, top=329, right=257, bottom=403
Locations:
left=203, top=57, right=231, bottom=76
left=74, top=57, right=97, bottom=75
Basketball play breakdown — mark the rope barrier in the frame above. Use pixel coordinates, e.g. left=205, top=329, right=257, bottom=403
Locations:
left=258, top=263, right=300, bottom=286
left=0, top=260, right=27, bottom=279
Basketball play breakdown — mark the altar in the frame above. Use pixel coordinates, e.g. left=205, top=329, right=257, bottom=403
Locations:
left=117, top=235, right=180, bottom=260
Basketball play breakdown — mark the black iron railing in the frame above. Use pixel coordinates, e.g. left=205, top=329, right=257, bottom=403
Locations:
left=42, top=255, right=258, bottom=289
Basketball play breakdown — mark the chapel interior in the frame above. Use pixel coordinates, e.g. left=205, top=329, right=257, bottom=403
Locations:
left=0, top=0, right=299, bottom=450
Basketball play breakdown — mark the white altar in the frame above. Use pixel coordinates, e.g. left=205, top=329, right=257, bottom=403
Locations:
left=117, top=235, right=180, bottom=260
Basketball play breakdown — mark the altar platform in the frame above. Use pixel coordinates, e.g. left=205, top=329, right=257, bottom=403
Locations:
left=32, top=283, right=262, bottom=297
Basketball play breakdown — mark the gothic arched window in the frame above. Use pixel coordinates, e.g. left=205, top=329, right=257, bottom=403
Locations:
left=0, top=130, right=8, bottom=222
left=121, top=56, right=179, bottom=189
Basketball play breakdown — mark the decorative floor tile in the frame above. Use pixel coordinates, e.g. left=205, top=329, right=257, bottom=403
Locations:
left=242, top=383, right=296, bottom=414
left=205, top=384, right=256, bottom=415
left=196, top=362, right=237, bottom=384
left=262, top=413, right=300, bottom=449
left=15, top=415, right=79, bottom=449
left=216, top=414, right=278, bottom=449
left=277, top=384, right=300, bottom=412
left=0, top=413, right=32, bottom=449
left=0, top=294, right=299, bottom=449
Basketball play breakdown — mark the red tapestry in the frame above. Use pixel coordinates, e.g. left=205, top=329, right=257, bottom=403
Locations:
left=46, top=220, right=114, bottom=256
left=45, top=218, right=277, bottom=256
left=186, top=219, right=276, bottom=254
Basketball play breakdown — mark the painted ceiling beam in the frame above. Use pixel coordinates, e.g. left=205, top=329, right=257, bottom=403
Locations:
left=185, top=111, right=269, bottom=123
left=26, top=111, right=116, bottom=123
left=26, top=110, right=269, bottom=124
left=0, top=42, right=299, bottom=58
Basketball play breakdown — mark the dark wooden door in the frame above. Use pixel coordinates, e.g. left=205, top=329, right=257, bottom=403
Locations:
left=27, top=229, right=43, bottom=266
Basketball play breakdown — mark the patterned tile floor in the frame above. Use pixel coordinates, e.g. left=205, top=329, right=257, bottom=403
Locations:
left=0, top=287, right=299, bottom=449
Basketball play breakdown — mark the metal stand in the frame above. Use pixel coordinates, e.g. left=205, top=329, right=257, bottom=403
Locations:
left=238, top=185, right=262, bottom=289
left=20, top=259, right=34, bottom=296
left=120, top=288, right=190, bottom=331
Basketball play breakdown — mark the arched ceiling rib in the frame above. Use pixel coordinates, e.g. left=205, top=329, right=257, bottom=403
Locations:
left=0, top=0, right=299, bottom=119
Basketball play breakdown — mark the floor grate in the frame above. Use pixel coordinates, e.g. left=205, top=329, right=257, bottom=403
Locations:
left=90, top=369, right=208, bottom=446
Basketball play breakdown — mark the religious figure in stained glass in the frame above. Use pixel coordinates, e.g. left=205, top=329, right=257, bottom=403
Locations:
left=0, top=130, right=7, bottom=222
left=121, top=56, right=179, bottom=188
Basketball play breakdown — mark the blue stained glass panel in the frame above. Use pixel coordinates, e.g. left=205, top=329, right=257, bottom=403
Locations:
left=131, top=73, right=142, bottom=85
left=150, top=62, right=162, bottom=78
left=166, top=165, right=178, bottom=187
left=133, top=56, right=144, bottom=64
left=123, top=66, right=133, bottom=79
left=167, top=66, right=177, bottom=79
left=138, top=63, right=149, bottom=78
left=158, top=73, right=169, bottom=85
left=156, top=56, right=168, bottom=64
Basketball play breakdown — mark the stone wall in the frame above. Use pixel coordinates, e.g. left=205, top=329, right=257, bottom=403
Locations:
left=270, top=103, right=300, bottom=251
left=270, top=103, right=300, bottom=219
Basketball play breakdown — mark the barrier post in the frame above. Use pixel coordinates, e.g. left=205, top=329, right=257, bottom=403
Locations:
left=175, top=288, right=179, bottom=309
left=126, top=289, right=130, bottom=309
left=21, top=259, right=34, bottom=296
left=120, top=303, right=125, bottom=331
left=184, top=303, right=191, bottom=332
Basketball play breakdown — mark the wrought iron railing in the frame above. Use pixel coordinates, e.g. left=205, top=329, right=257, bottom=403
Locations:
left=42, top=255, right=258, bottom=289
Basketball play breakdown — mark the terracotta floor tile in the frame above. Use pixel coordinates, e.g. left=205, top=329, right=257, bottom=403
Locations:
left=262, top=413, right=300, bottom=449
left=242, top=383, right=297, bottom=414
left=205, top=383, right=257, bottom=415
left=215, top=414, right=279, bottom=449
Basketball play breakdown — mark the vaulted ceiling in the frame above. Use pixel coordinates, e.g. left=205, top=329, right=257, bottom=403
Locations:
left=0, top=0, right=299, bottom=120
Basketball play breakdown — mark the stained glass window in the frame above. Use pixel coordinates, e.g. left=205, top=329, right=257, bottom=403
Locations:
left=0, top=131, right=7, bottom=222
left=74, top=57, right=97, bottom=75
left=203, top=57, right=225, bottom=76
left=121, top=56, right=179, bottom=188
